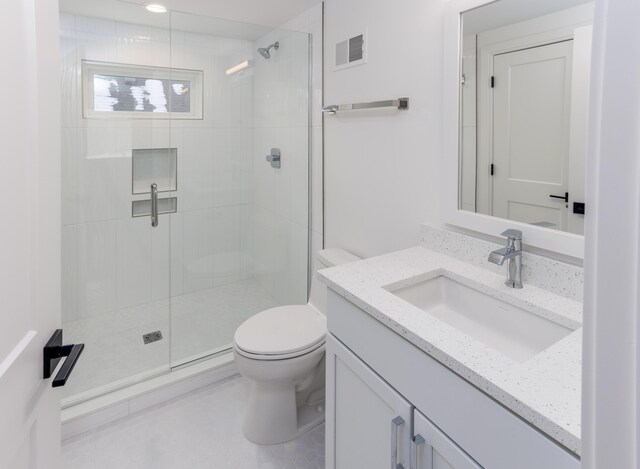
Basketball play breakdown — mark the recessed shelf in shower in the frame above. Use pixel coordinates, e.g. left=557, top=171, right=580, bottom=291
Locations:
left=132, top=197, right=177, bottom=218
left=132, top=148, right=177, bottom=194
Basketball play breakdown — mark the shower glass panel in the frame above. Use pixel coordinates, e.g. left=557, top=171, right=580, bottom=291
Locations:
left=59, top=0, right=310, bottom=405
left=60, top=2, right=173, bottom=404
left=167, top=11, right=310, bottom=366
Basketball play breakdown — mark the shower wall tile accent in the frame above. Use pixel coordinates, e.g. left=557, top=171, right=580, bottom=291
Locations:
left=419, top=224, right=584, bottom=302
left=60, top=13, right=255, bottom=321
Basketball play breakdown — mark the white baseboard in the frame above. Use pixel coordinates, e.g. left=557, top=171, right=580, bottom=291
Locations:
left=62, top=353, right=238, bottom=441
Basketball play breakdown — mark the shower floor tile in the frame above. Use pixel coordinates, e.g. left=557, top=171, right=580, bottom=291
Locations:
left=63, top=279, right=279, bottom=400
left=62, top=376, right=325, bottom=469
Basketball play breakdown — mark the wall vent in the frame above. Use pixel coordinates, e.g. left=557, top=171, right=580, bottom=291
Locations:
left=335, top=33, right=367, bottom=70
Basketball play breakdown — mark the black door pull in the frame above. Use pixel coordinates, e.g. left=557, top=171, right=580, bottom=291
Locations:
left=43, top=329, right=84, bottom=388
left=549, top=192, right=569, bottom=203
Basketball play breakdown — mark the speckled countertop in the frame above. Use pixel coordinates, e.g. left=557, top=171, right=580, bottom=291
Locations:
left=318, top=246, right=582, bottom=455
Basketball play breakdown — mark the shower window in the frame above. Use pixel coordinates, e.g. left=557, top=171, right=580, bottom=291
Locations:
left=82, top=61, right=203, bottom=119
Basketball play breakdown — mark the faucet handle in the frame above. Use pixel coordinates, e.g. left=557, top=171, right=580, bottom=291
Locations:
left=501, top=229, right=522, bottom=240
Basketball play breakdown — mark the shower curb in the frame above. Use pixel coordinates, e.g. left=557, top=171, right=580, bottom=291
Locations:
left=61, top=353, right=237, bottom=441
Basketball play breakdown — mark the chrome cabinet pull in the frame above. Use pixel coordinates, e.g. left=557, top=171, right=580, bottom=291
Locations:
left=410, top=434, right=426, bottom=469
left=150, top=183, right=158, bottom=227
left=391, top=416, right=405, bottom=469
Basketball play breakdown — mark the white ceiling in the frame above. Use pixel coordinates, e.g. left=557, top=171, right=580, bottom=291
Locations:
left=60, top=0, right=322, bottom=39
left=463, top=0, right=594, bottom=35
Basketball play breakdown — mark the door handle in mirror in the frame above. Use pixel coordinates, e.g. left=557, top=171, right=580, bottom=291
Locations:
left=549, top=192, right=569, bottom=203
left=43, top=329, right=84, bottom=388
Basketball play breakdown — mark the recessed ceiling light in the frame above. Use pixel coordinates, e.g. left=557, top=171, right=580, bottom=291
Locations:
left=145, top=4, right=167, bottom=13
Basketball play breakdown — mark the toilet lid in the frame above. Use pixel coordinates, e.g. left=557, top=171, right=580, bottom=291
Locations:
left=234, top=305, right=326, bottom=356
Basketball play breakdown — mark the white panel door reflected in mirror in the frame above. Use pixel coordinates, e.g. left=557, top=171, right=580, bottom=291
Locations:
left=459, top=0, right=594, bottom=235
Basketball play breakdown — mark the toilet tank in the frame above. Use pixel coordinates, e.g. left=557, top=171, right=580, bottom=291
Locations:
left=308, top=248, right=361, bottom=315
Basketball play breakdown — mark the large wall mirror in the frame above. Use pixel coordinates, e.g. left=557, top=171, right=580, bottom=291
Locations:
left=444, top=0, right=595, bottom=258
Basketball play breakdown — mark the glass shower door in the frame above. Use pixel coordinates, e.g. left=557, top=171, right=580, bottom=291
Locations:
left=60, top=1, right=174, bottom=403
left=59, top=0, right=311, bottom=403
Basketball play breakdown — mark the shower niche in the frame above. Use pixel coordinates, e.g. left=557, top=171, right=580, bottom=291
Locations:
left=131, top=148, right=178, bottom=218
left=132, top=148, right=177, bottom=194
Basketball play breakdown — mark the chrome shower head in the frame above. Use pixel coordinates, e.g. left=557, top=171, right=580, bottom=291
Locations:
left=257, top=41, right=279, bottom=59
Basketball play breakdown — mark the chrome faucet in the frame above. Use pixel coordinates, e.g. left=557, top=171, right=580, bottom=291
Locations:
left=488, top=229, right=523, bottom=289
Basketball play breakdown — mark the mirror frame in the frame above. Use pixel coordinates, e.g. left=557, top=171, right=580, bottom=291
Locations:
left=443, top=0, right=585, bottom=259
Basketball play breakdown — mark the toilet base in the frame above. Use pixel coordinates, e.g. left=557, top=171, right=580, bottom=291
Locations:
left=296, top=401, right=326, bottom=437
left=242, top=383, right=325, bottom=445
left=238, top=351, right=326, bottom=445
left=234, top=339, right=326, bottom=445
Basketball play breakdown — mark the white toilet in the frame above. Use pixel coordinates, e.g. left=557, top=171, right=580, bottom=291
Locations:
left=233, top=248, right=361, bottom=445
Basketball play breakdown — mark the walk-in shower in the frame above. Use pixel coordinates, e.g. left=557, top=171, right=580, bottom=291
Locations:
left=59, top=0, right=310, bottom=406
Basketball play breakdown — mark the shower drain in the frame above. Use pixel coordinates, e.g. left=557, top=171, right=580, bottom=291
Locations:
left=142, top=331, right=163, bottom=344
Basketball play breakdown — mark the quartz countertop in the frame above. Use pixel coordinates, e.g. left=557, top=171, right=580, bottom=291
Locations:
left=318, top=246, right=582, bottom=455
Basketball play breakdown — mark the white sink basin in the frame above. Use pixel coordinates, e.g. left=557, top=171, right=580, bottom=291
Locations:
left=387, top=275, right=574, bottom=362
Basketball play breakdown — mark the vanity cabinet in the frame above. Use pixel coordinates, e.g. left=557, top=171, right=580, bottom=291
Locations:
left=325, top=290, right=580, bottom=469
left=327, top=335, right=480, bottom=469
left=327, top=335, right=412, bottom=469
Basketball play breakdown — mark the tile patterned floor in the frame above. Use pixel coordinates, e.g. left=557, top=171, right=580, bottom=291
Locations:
left=62, top=376, right=325, bottom=469
left=63, top=279, right=279, bottom=399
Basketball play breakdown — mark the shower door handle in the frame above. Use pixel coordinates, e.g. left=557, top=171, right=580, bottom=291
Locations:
left=151, top=183, right=158, bottom=227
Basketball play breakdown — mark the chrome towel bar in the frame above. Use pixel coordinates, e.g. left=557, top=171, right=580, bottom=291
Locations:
left=322, top=97, right=409, bottom=114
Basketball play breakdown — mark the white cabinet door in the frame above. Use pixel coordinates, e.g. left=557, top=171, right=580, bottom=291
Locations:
left=326, top=334, right=412, bottom=469
left=411, top=410, right=482, bottom=469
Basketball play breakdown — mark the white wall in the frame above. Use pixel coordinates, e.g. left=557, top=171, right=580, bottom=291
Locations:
left=582, top=0, right=640, bottom=466
left=323, top=0, right=445, bottom=258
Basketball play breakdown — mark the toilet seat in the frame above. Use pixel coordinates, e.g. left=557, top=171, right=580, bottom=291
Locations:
left=234, top=305, right=326, bottom=361
left=234, top=339, right=325, bottom=361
